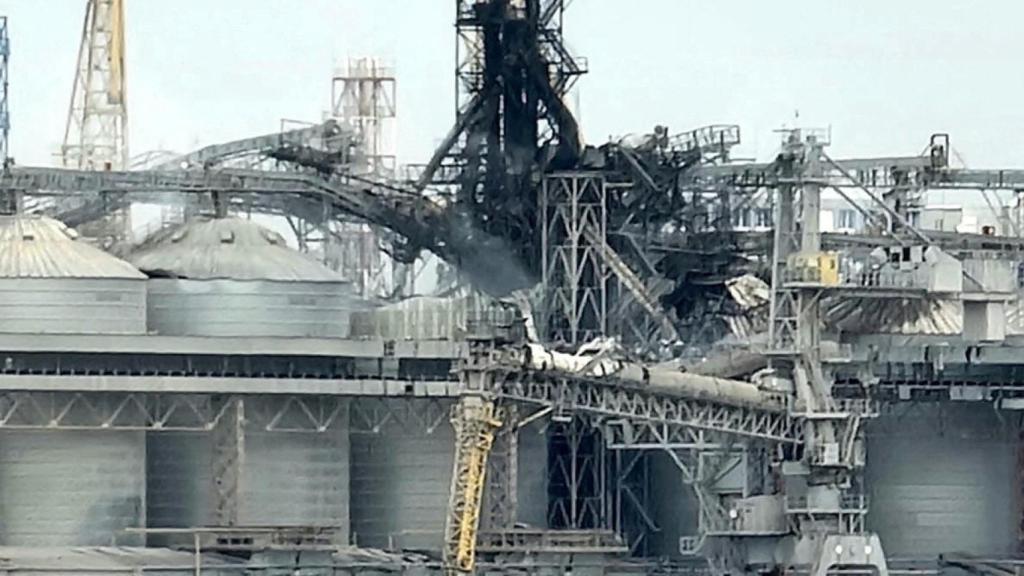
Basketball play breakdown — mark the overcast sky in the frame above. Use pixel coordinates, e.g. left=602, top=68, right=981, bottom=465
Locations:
left=2, top=1, right=1024, bottom=170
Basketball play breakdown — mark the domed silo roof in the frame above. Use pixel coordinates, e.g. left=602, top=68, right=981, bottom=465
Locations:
left=130, top=216, right=342, bottom=281
left=0, top=214, right=145, bottom=279
left=0, top=215, right=147, bottom=334
left=129, top=216, right=358, bottom=338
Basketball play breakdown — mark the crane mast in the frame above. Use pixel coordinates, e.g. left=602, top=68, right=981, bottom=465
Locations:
left=62, top=0, right=127, bottom=171
left=443, top=395, right=503, bottom=575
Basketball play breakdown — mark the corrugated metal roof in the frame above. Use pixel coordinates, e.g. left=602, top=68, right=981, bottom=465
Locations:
left=827, top=298, right=962, bottom=335
left=0, top=215, right=145, bottom=279
left=130, top=216, right=344, bottom=282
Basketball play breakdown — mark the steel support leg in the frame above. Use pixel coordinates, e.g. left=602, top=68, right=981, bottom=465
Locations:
left=211, top=396, right=245, bottom=526
left=483, top=404, right=519, bottom=530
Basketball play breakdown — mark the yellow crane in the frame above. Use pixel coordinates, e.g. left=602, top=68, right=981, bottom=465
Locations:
left=443, top=396, right=503, bottom=574
left=62, top=0, right=127, bottom=171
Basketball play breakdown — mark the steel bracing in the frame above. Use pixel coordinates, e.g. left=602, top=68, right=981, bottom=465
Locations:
left=62, top=0, right=127, bottom=171
left=60, top=0, right=130, bottom=244
left=443, top=396, right=503, bottom=574
left=211, top=396, right=245, bottom=527
left=8, top=4, right=1024, bottom=567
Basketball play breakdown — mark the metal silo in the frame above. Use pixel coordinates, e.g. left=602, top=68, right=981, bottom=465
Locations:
left=0, top=430, right=146, bottom=546
left=350, top=399, right=455, bottom=551
left=147, top=400, right=350, bottom=541
left=0, top=214, right=146, bottom=334
left=0, top=215, right=148, bottom=545
left=133, top=218, right=356, bottom=537
left=129, top=216, right=359, bottom=337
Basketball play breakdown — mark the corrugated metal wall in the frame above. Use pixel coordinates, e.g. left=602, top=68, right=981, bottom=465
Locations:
left=240, top=426, right=349, bottom=532
left=146, top=432, right=208, bottom=529
left=147, top=398, right=349, bottom=542
left=0, top=430, right=145, bottom=545
left=0, top=279, right=146, bottom=334
left=350, top=400, right=454, bottom=551
left=867, top=403, right=1015, bottom=559
left=516, top=422, right=548, bottom=527
left=146, top=279, right=356, bottom=337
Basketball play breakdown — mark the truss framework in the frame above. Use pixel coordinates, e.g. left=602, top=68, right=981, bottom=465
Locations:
left=483, top=368, right=800, bottom=443
left=0, top=392, right=445, bottom=433
left=541, top=171, right=609, bottom=345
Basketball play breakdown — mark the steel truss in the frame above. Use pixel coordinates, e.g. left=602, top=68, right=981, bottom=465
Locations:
left=483, top=403, right=519, bottom=531
left=211, top=396, right=245, bottom=526
left=541, top=172, right=609, bottom=345
left=0, top=391, right=451, bottom=433
left=1, top=165, right=516, bottom=295
left=483, top=367, right=800, bottom=443
left=547, top=417, right=606, bottom=530
left=444, top=396, right=503, bottom=574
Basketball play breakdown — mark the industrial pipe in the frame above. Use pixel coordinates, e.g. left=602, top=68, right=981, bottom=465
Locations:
left=518, top=343, right=787, bottom=412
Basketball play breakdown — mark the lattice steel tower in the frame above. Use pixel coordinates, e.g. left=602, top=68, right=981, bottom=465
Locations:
left=328, top=58, right=409, bottom=298
left=332, top=57, right=396, bottom=177
left=62, top=0, right=127, bottom=171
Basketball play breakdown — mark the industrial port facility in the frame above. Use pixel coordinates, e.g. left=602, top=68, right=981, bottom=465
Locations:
left=0, top=2, right=1023, bottom=576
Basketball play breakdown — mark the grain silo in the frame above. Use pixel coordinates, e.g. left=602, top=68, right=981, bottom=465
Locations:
left=129, top=215, right=358, bottom=337
left=135, top=216, right=353, bottom=540
left=0, top=214, right=146, bottom=333
left=0, top=214, right=148, bottom=545
left=350, top=400, right=455, bottom=550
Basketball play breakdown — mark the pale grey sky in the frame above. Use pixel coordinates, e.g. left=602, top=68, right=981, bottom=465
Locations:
left=2, top=1, right=1024, bottom=169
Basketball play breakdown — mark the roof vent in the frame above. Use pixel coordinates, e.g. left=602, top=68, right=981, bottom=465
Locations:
left=219, top=230, right=235, bottom=244
left=170, top=229, right=187, bottom=243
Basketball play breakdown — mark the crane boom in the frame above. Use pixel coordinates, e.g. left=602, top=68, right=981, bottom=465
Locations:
left=443, top=396, right=503, bottom=574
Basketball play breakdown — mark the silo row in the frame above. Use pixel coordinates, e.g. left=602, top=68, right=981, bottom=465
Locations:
left=0, top=213, right=543, bottom=552
left=0, top=215, right=387, bottom=548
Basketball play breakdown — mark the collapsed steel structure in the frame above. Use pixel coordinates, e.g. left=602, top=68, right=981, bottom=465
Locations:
left=8, top=1, right=1024, bottom=576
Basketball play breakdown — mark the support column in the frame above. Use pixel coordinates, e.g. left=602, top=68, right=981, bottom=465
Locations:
left=483, top=404, right=519, bottom=531
left=547, top=418, right=605, bottom=530
left=541, top=172, right=609, bottom=346
left=211, top=396, right=245, bottom=526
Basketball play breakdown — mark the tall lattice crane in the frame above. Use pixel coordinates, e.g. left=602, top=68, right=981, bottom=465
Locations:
left=443, top=395, right=503, bottom=575
left=62, top=0, right=127, bottom=171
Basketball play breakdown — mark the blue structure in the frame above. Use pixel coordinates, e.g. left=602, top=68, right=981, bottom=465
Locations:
left=0, top=16, right=9, bottom=168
